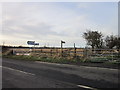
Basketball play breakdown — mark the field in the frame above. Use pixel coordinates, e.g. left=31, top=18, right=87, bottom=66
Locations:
left=2, top=47, right=119, bottom=64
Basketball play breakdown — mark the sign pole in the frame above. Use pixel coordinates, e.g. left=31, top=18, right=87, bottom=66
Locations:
left=61, top=40, right=63, bottom=57
left=34, top=44, right=35, bottom=54
left=61, top=40, right=65, bottom=57
left=74, top=43, right=76, bottom=58
left=27, top=41, right=39, bottom=55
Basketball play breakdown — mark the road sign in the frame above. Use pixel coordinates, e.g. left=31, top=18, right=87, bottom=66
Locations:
left=61, top=40, right=65, bottom=43
left=27, top=41, right=35, bottom=45
left=34, top=43, right=39, bottom=45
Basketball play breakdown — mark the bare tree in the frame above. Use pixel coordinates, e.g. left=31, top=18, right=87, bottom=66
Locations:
left=83, top=30, right=103, bottom=49
left=105, top=35, right=118, bottom=49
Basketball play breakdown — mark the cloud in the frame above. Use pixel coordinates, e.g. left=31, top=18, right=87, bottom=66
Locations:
left=2, top=2, right=117, bottom=47
left=2, top=3, right=88, bottom=35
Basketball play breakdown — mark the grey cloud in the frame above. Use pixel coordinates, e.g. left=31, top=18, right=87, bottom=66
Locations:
left=3, top=20, right=61, bottom=40
left=23, top=23, right=57, bottom=35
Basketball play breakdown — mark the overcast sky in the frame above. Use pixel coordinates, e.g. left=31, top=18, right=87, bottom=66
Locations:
left=1, top=2, right=118, bottom=47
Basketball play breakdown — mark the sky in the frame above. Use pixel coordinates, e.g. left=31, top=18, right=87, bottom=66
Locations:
left=0, top=2, right=118, bottom=47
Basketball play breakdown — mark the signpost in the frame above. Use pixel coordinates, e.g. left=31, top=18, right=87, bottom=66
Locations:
left=34, top=43, right=39, bottom=45
left=61, top=40, right=65, bottom=57
left=27, top=41, right=39, bottom=46
left=27, top=41, right=39, bottom=54
left=27, top=41, right=35, bottom=45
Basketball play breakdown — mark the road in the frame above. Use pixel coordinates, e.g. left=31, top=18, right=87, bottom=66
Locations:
left=2, top=58, right=119, bottom=89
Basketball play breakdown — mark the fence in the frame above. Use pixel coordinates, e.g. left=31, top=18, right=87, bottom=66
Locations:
left=10, top=48, right=120, bottom=61
left=85, top=49, right=120, bottom=61
left=11, top=48, right=83, bottom=59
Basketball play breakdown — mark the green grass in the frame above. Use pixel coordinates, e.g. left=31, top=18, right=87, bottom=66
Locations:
left=105, top=60, right=120, bottom=64
left=3, top=55, right=119, bottom=65
left=89, top=57, right=108, bottom=63
left=3, top=55, right=80, bottom=64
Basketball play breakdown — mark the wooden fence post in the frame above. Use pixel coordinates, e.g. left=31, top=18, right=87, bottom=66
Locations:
left=61, top=41, right=63, bottom=57
left=69, top=49, right=70, bottom=56
left=83, top=47, right=88, bottom=59
left=74, top=48, right=76, bottom=58
left=51, top=49, right=52, bottom=56
left=41, top=49, right=42, bottom=53
left=74, top=43, right=76, bottom=58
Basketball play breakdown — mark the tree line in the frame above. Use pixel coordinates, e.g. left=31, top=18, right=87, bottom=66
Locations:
left=83, top=30, right=120, bottom=49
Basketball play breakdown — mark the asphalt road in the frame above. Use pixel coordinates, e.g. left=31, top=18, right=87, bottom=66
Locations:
left=2, top=58, right=119, bottom=89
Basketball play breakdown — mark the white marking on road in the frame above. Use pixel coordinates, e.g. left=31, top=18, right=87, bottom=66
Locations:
left=77, top=85, right=98, bottom=90
left=3, top=66, right=35, bottom=76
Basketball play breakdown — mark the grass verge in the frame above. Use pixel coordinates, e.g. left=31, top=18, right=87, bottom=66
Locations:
left=3, top=55, right=80, bottom=64
left=2, top=55, right=120, bottom=65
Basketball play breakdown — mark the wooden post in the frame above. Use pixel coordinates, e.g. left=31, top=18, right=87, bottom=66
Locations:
left=41, top=49, right=42, bottom=53
left=56, top=48, right=58, bottom=57
left=61, top=40, right=63, bottom=57
left=83, top=47, right=87, bottom=58
left=60, top=40, right=65, bottom=57
left=34, top=44, right=35, bottom=53
left=51, top=49, right=52, bottom=56
left=69, top=49, right=71, bottom=56
left=74, top=43, right=76, bottom=58
left=112, top=49, right=113, bottom=61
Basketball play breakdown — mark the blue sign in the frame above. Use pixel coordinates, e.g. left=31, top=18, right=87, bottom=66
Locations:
left=34, top=43, right=39, bottom=45
left=27, top=41, right=35, bottom=45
